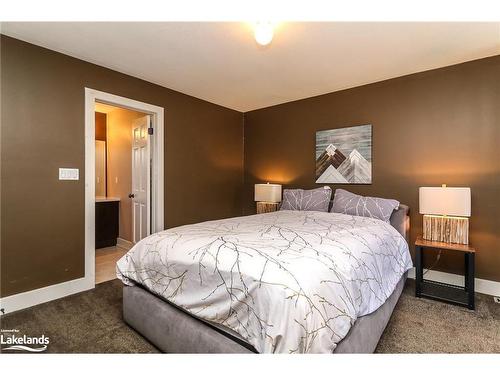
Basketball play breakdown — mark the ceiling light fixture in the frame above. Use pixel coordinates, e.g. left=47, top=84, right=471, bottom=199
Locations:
left=254, top=22, right=274, bottom=46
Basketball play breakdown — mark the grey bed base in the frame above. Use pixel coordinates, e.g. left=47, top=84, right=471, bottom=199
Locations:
left=123, top=272, right=407, bottom=353
left=123, top=204, right=410, bottom=354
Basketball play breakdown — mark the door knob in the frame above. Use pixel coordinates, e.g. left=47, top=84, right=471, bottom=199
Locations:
left=128, top=193, right=135, bottom=198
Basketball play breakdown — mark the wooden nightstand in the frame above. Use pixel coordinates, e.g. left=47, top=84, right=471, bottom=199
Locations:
left=256, top=202, right=279, bottom=214
left=415, top=236, right=475, bottom=310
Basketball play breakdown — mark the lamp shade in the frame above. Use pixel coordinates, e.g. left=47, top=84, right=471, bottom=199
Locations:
left=255, top=183, right=282, bottom=203
left=419, top=186, right=471, bottom=217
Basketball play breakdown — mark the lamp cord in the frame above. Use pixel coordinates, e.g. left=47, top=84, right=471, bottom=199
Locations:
left=423, top=249, right=442, bottom=276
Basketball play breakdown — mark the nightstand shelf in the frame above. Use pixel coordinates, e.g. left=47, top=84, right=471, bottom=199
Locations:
left=415, top=236, right=475, bottom=310
left=419, top=280, right=469, bottom=306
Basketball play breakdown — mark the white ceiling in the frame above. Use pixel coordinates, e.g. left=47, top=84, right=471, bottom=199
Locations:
left=2, top=22, right=499, bottom=112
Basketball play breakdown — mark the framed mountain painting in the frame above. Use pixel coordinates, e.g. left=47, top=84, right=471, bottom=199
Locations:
left=315, top=124, right=372, bottom=184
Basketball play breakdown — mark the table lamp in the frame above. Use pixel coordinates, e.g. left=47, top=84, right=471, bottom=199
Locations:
left=254, top=183, right=282, bottom=214
left=419, top=184, right=471, bottom=244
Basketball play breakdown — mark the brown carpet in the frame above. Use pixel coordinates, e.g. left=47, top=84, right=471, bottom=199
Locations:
left=0, top=279, right=158, bottom=353
left=376, top=280, right=500, bottom=353
left=1, top=279, right=498, bottom=353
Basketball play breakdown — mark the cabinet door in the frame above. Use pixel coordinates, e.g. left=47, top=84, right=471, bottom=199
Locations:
left=95, top=201, right=119, bottom=248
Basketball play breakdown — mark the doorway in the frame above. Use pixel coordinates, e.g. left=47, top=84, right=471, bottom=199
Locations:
left=85, top=88, right=164, bottom=287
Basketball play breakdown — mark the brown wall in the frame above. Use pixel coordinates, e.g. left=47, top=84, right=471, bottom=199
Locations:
left=2, top=34, right=499, bottom=299
left=106, top=107, right=145, bottom=243
left=1, top=35, right=244, bottom=297
left=244, top=56, right=500, bottom=282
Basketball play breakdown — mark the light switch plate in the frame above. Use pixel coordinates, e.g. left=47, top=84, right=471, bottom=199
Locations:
left=59, top=168, right=79, bottom=180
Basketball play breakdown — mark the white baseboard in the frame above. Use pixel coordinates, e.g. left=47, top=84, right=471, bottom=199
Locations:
left=0, top=277, right=94, bottom=315
left=407, top=267, right=500, bottom=297
left=116, top=238, right=134, bottom=251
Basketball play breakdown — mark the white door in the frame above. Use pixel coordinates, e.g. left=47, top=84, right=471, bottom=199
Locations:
left=131, top=115, right=151, bottom=243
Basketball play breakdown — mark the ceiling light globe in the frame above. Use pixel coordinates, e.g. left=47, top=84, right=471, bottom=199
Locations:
left=254, top=23, right=274, bottom=46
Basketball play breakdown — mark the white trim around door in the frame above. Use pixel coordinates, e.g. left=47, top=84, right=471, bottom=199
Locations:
left=0, top=89, right=164, bottom=314
left=86, top=88, right=164, bottom=287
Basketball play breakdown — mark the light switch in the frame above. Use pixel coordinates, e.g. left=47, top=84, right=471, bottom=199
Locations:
left=59, top=168, right=79, bottom=180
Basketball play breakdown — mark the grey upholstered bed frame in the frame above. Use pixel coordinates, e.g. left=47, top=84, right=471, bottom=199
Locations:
left=123, top=204, right=410, bottom=353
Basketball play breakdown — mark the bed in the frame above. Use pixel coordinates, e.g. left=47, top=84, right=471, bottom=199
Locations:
left=117, top=204, right=411, bottom=353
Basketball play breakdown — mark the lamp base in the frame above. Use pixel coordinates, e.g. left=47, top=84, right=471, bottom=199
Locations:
left=256, top=202, right=279, bottom=214
left=422, top=215, right=469, bottom=244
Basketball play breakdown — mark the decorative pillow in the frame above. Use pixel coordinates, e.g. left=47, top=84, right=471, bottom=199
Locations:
left=280, top=189, right=303, bottom=211
left=280, top=186, right=332, bottom=212
left=330, top=189, right=399, bottom=222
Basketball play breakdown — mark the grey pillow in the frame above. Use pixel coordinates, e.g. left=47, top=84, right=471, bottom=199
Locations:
left=280, top=189, right=303, bottom=211
left=280, top=186, right=332, bottom=212
left=330, top=189, right=399, bottom=222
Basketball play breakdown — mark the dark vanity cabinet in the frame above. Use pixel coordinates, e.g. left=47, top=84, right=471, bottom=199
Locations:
left=95, top=200, right=119, bottom=248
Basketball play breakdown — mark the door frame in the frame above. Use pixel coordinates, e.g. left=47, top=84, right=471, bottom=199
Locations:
left=85, top=88, right=164, bottom=287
